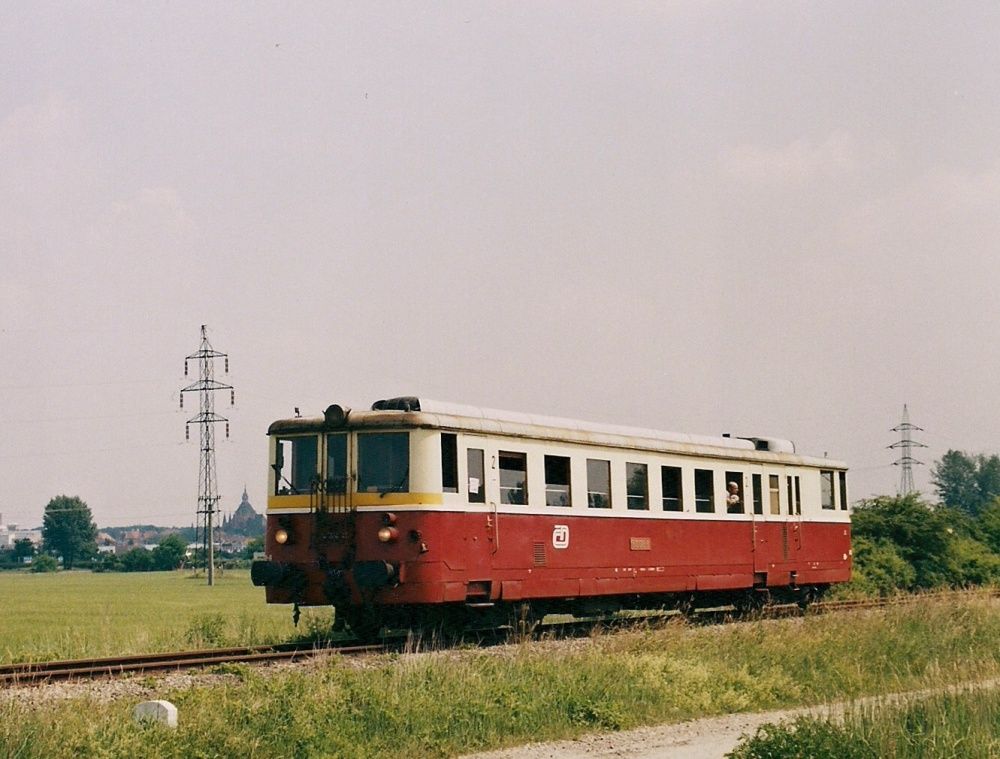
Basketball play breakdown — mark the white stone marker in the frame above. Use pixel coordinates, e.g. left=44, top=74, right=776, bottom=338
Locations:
left=133, top=700, right=178, bottom=728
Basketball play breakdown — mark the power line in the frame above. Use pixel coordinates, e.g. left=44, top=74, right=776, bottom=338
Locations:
left=180, top=325, right=234, bottom=587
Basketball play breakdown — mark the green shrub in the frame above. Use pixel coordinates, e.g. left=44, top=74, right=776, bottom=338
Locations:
left=91, top=553, right=122, bottom=572
left=728, top=716, right=874, bottom=759
left=151, top=535, right=187, bottom=571
left=944, top=536, right=1000, bottom=586
left=184, top=613, right=227, bottom=648
left=974, top=499, right=1000, bottom=553
left=849, top=536, right=916, bottom=595
left=120, top=548, right=155, bottom=572
left=29, top=554, right=58, bottom=573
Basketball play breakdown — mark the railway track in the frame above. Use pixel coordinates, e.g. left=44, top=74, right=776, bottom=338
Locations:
left=3, top=589, right=995, bottom=687
left=811, top=587, right=1000, bottom=613
left=0, top=641, right=382, bottom=687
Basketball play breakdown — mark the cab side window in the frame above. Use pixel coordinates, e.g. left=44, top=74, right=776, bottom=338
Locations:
left=274, top=436, right=318, bottom=495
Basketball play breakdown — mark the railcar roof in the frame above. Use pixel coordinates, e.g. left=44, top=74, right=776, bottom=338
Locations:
left=267, top=397, right=847, bottom=470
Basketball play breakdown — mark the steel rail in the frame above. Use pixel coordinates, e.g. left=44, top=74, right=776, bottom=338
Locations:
left=0, top=642, right=382, bottom=686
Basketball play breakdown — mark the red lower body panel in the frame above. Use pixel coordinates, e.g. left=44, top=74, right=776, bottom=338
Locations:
left=261, top=510, right=851, bottom=607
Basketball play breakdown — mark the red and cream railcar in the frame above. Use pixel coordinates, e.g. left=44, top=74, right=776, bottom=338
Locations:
left=251, top=397, right=851, bottom=635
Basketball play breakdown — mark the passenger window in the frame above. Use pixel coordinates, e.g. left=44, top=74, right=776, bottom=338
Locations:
left=821, top=470, right=835, bottom=510
left=441, top=433, right=458, bottom=493
left=794, top=476, right=802, bottom=515
left=626, top=463, right=648, bottom=510
left=661, top=466, right=683, bottom=511
left=694, top=469, right=714, bottom=513
left=768, top=475, right=781, bottom=515
left=725, top=471, right=744, bottom=514
left=544, top=455, right=571, bottom=507
left=587, top=459, right=611, bottom=508
left=839, top=471, right=848, bottom=510
left=357, top=432, right=409, bottom=493
left=752, top=473, right=763, bottom=515
left=467, top=448, right=485, bottom=503
left=274, top=436, right=318, bottom=495
left=325, top=433, right=347, bottom=494
left=499, top=451, right=527, bottom=505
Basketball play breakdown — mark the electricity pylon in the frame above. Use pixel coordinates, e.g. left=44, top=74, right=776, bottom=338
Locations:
left=180, top=325, right=234, bottom=586
left=889, top=404, right=926, bottom=496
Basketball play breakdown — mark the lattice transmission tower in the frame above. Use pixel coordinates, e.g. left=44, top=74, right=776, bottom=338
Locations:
left=889, top=404, right=926, bottom=496
left=180, top=325, right=234, bottom=586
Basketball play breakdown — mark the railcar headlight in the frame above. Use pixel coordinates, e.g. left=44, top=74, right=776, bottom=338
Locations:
left=377, top=526, right=399, bottom=544
left=274, top=528, right=290, bottom=545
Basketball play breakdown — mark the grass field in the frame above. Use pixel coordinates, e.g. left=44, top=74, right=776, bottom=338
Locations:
left=0, top=569, right=321, bottom=663
left=1, top=592, right=998, bottom=758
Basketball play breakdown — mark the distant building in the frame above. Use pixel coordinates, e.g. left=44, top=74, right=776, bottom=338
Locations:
left=220, top=534, right=253, bottom=554
left=221, top=488, right=264, bottom=537
left=0, top=514, right=42, bottom=548
left=115, top=528, right=160, bottom=554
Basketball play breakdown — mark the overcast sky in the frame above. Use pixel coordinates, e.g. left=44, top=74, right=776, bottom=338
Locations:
left=2, top=2, right=999, bottom=528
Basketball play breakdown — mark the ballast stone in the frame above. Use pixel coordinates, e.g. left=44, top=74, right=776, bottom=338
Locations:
left=133, top=700, right=178, bottom=728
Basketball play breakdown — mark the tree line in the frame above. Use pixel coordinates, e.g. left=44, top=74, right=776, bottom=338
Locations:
left=1, top=495, right=260, bottom=573
left=849, top=449, right=1000, bottom=594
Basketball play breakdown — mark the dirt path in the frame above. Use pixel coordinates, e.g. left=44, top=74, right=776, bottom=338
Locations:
left=461, top=679, right=1000, bottom=759
left=460, top=705, right=832, bottom=759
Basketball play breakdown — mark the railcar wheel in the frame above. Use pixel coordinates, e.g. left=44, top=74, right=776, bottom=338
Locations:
left=733, top=589, right=769, bottom=614
left=796, top=585, right=825, bottom=610
left=674, top=593, right=697, bottom=617
left=343, top=607, right=384, bottom=643
left=423, top=605, right=469, bottom=647
left=331, top=606, right=347, bottom=632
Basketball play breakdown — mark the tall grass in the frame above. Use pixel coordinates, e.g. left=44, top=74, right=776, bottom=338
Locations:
left=2, top=594, right=999, bottom=758
left=729, top=688, right=1000, bottom=758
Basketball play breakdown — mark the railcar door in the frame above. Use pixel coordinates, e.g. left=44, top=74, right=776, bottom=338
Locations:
left=308, top=432, right=355, bottom=564
left=463, top=436, right=496, bottom=553
left=323, top=431, right=352, bottom=512
left=753, top=467, right=788, bottom=580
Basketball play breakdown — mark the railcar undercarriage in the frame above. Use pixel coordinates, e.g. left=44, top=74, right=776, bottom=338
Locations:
left=317, top=584, right=831, bottom=643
